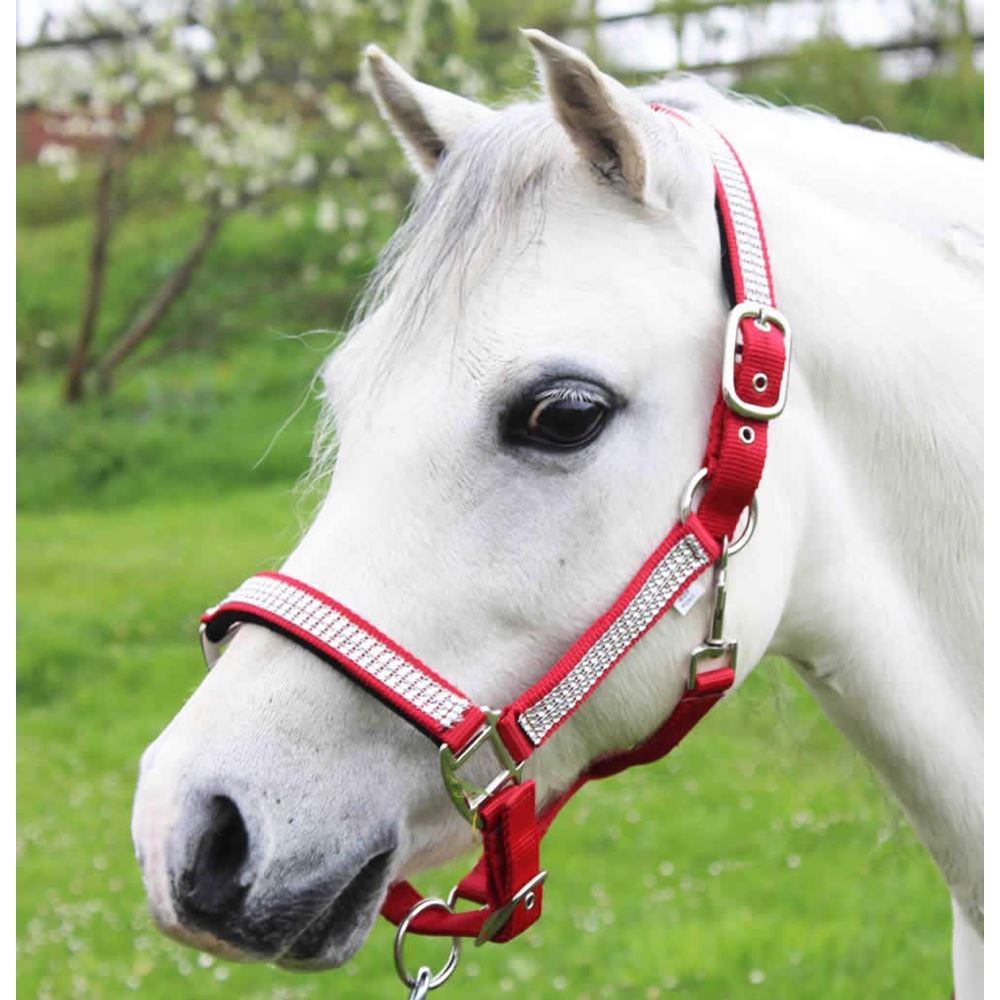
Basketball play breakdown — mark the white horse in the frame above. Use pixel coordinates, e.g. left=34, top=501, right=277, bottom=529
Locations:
left=132, top=31, right=983, bottom=995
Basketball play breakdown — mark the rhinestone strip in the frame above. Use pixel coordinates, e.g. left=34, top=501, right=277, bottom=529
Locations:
left=214, top=575, right=472, bottom=730
left=687, top=119, right=773, bottom=307
left=517, top=532, right=710, bottom=746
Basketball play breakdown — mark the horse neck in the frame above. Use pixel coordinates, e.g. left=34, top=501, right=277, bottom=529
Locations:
left=706, top=102, right=983, bottom=921
left=736, top=113, right=983, bottom=666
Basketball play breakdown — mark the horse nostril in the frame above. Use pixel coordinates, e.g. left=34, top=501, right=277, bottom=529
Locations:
left=176, top=795, right=252, bottom=924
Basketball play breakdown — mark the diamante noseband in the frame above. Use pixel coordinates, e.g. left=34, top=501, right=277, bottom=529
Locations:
left=200, top=107, right=790, bottom=995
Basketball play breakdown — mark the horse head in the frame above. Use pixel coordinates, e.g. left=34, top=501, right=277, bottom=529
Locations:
left=132, top=31, right=793, bottom=971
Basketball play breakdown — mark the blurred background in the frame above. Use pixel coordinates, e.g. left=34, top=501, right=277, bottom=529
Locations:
left=16, top=2, right=983, bottom=998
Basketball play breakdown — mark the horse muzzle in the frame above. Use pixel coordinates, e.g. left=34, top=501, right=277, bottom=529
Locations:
left=132, top=759, right=398, bottom=969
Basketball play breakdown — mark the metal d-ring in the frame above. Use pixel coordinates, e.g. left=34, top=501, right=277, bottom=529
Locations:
left=726, top=498, right=758, bottom=555
left=679, top=467, right=711, bottom=523
left=679, top=467, right=758, bottom=556
left=393, top=897, right=461, bottom=993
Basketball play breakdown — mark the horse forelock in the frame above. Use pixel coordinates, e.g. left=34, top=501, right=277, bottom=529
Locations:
left=355, top=103, right=563, bottom=348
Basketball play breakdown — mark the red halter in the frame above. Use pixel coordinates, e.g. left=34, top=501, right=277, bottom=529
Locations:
left=199, top=107, right=790, bottom=984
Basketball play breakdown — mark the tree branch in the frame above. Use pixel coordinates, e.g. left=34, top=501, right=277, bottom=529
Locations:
left=63, top=138, right=120, bottom=403
left=94, top=207, right=225, bottom=392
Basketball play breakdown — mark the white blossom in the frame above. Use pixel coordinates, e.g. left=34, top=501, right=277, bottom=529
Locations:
left=344, top=206, right=367, bottom=230
left=37, top=143, right=79, bottom=182
left=315, top=198, right=340, bottom=232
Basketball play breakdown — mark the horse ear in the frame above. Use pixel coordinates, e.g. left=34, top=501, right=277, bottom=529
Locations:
left=522, top=29, right=673, bottom=209
left=363, top=45, right=495, bottom=181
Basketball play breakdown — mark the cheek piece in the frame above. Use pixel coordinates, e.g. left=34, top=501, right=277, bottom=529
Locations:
left=199, top=107, right=790, bottom=991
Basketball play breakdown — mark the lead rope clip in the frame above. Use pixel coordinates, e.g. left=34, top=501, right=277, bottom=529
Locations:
left=688, top=536, right=739, bottom=686
left=406, top=967, right=432, bottom=1000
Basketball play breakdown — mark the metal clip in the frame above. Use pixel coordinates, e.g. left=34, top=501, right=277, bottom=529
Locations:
left=406, top=967, right=432, bottom=1000
left=439, top=710, right=524, bottom=829
left=688, top=538, right=738, bottom=687
left=199, top=620, right=240, bottom=671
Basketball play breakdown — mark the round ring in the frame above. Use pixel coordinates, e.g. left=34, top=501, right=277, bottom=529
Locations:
left=726, top=496, right=758, bottom=556
left=393, top=898, right=461, bottom=991
left=679, top=467, right=758, bottom=556
left=679, top=467, right=710, bottom=522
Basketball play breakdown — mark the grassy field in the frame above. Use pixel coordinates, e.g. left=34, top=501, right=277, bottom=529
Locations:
left=17, top=137, right=956, bottom=998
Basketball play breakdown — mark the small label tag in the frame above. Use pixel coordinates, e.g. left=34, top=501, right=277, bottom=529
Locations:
left=673, top=579, right=706, bottom=616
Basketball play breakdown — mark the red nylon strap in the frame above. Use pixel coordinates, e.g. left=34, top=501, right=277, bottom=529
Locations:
left=380, top=666, right=733, bottom=939
left=202, top=573, right=488, bottom=753
left=381, top=782, right=542, bottom=941
left=649, top=106, right=786, bottom=543
left=497, top=515, right=720, bottom=762
left=697, top=319, right=785, bottom=540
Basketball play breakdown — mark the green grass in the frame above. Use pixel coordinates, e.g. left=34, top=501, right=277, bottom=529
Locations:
left=16, top=346, right=953, bottom=996
left=18, top=92, right=962, bottom=994
left=18, top=487, right=951, bottom=997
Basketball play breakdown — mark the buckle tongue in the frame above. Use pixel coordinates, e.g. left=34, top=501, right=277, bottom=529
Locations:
left=439, top=710, right=524, bottom=828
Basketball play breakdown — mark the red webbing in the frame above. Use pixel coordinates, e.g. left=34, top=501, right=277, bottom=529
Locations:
left=497, top=515, right=720, bottom=762
left=697, top=317, right=786, bottom=541
left=381, top=782, right=542, bottom=940
left=202, top=573, right=488, bottom=753
left=381, top=665, right=734, bottom=939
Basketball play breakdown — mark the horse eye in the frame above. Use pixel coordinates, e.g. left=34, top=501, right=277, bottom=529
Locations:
left=505, top=380, right=613, bottom=451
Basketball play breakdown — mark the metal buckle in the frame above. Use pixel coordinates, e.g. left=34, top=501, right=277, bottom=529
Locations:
left=688, top=537, right=738, bottom=687
left=474, top=870, right=548, bottom=946
left=199, top=620, right=240, bottom=670
left=439, top=710, right=524, bottom=828
left=721, top=302, right=791, bottom=421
